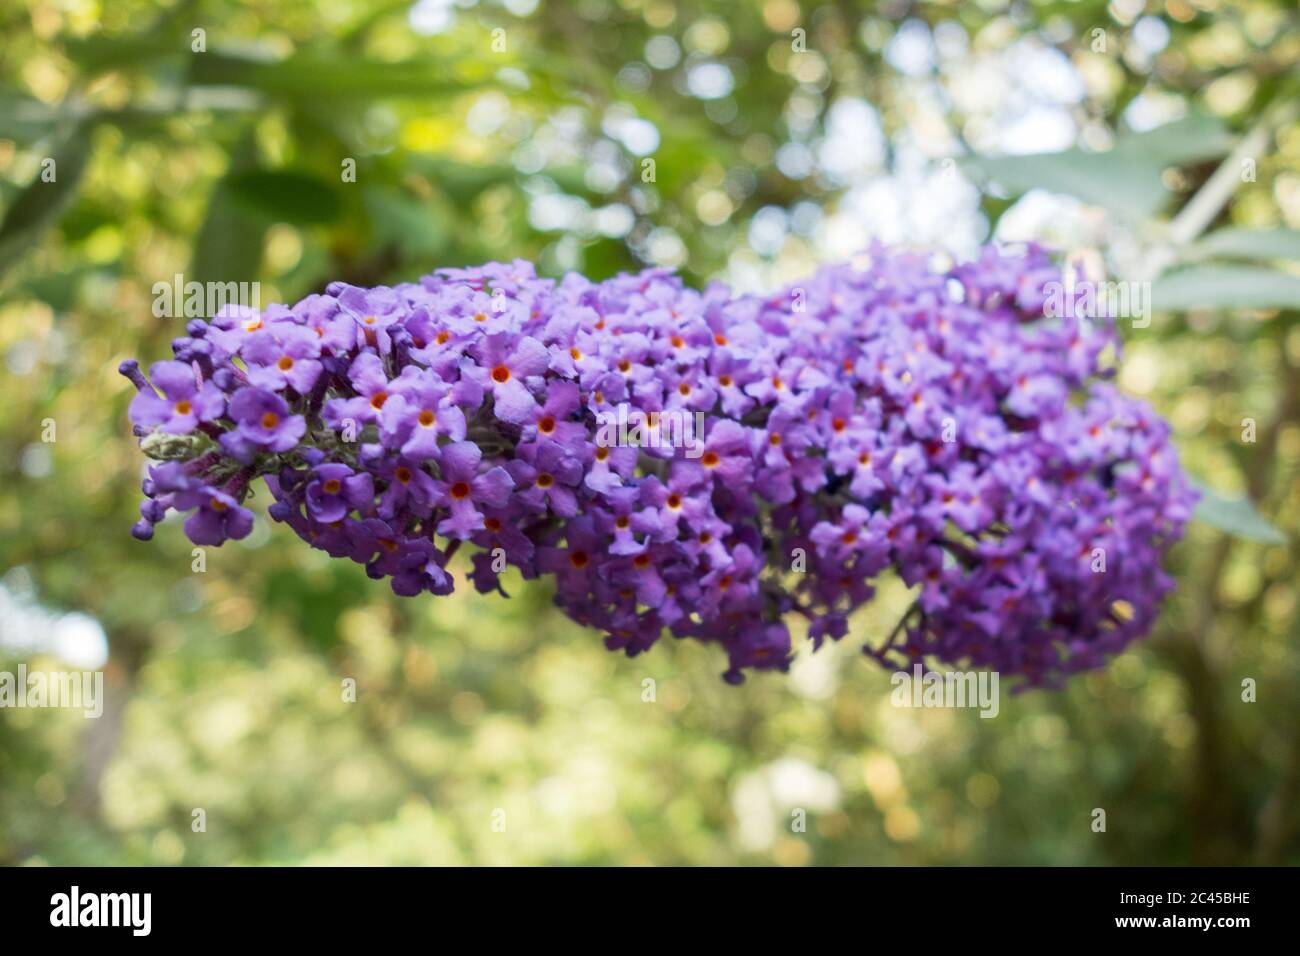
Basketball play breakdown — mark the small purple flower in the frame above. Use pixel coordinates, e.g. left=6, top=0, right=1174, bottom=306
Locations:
left=465, top=333, right=549, bottom=424
left=432, top=441, right=515, bottom=538
left=337, top=284, right=406, bottom=350
left=183, top=489, right=255, bottom=545
left=377, top=457, right=438, bottom=519
left=305, top=463, right=374, bottom=523
left=508, top=443, right=584, bottom=518
left=323, top=352, right=392, bottom=428
left=243, top=324, right=323, bottom=394
left=129, top=361, right=225, bottom=433
left=220, top=387, right=307, bottom=461
left=380, top=366, right=468, bottom=459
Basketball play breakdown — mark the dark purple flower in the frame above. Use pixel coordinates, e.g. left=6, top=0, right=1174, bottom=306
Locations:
left=305, top=463, right=374, bottom=523
left=184, top=489, right=254, bottom=545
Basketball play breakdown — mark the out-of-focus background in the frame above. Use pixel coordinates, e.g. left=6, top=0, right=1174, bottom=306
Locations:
left=1, top=0, right=1298, bottom=865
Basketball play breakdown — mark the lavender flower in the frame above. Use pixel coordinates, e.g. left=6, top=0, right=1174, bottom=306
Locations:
left=122, top=244, right=1197, bottom=687
left=128, top=360, right=225, bottom=434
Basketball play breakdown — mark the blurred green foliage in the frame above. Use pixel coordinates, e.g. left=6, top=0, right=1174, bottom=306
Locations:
left=0, top=0, right=1298, bottom=865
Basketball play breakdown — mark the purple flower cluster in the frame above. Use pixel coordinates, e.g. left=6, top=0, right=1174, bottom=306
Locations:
left=123, top=245, right=1195, bottom=686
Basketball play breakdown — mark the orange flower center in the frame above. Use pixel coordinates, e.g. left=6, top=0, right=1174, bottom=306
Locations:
left=174, top=400, right=192, bottom=415
left=396, top=467, right=412, bottom=484
left=418, top=410, right=436, bottom=427
left=569, top=550, right=590, bottom=569
left=370, top=392, right=388, bottom=410
left=701, top=451, right=720, bottom=468
left=261, top=411, right=280, bottom=429
left=538, top=416, right=555, bottom=434
left=536, top=473, right=554, bottom=489
left=278, top=356, right=294, bottom=371
left=322, top=479, right=342, bottom=495
left=450, top=482, right=471, bottom=499
left=491, top=365, right=511, bottom=383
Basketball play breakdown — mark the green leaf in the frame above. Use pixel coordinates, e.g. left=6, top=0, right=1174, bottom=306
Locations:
left=1189, top=479, right=1286, bottom=545
left=226, top=170, right=342, bottom=225
left=0, top=264, right=106, bottom=311
left=1185, top=228, right=1300, bottom=263
left=0, top=123, right=94, bottom=275
left=1115, top=113, right=1235, bottom=166
left=190, top=136, right=266, bottom=287
left=62, top=34, right=184, bottom=74
left=409, top=156, right=517, bottom=203
left=363, top=187, right=452, bottom=259
left=190, top=51, right=486, bottom=100
left=0, top=88, right=62, bottom=143
left=962, top=114, right=1233, bottom=219
left=963, top=147, right=1169, bottom=217
left=1151, top=265, right=1300, bottom=311
left=61, top=0, right=200, bottom=74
